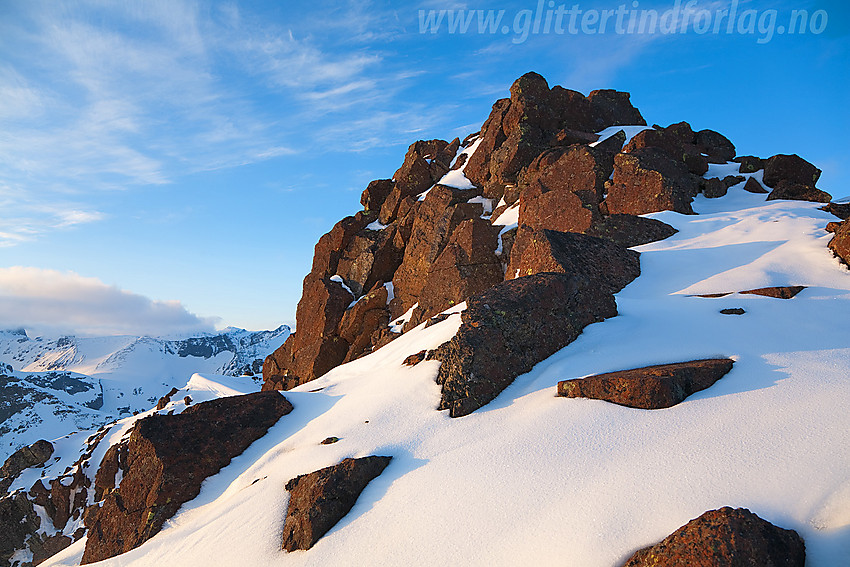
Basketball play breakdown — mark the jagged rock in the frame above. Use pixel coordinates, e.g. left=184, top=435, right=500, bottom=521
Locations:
left=82, top=391, right=293, bottom=564
left=763, top=153, right=822, bottom=188
left=624, top=123, right=708, bottom=175
left=740, top=286, right=806, bottom=299
left=743, top=177, right=768, bottom=193
left=391, top=185, right=483, bottom=315
left=700, top=175, right=745, bottom=198
left=557, top=359, right=734, bottom=409
left=766, top=180, right=832, bottom=203
left=281, top=456, right=392, bottom=551
left=822, top=202, right=850, bottom=220
left=517, top=145, right=610, bottom=234
left=337, top=284, right=390, bottom=363
left=586, top=214, right=677, bottom=248
left=506, top=227, right=640, bottom=294
left=433, top=273, right=618, bottom=417
left=393, top=139, right=458, bottom=198
left=605, top=147, right=699, bottom=215
left=30, top=533, right=73, bottom=565
left=360, top=179, right=394, bottom=213
left=310, top=212, right=375, bottom=278
left=621, top=507, right=805, bottom=566
left=465, top=72, right=643, bottom=198
left=411, top=217, right=502, bottom=326
left=694, top=128, right=736, bottom=163
left=336, top=226, right=404, bottom=297
left=551, top=127, right=599, bottom=146
left=0, top=439, right=53, bottom=492
left=155, top=387, right=179, bottom=410
left=734, top=155, right=763, bottom=173
left=828, top=219, right=850, bottom=265
left=403, top=350, right=427, bottom=366
left=0, top=492, right=40, bottom=566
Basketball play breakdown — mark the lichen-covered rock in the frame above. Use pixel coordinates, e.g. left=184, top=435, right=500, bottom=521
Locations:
left=621, top=507, right=805, bottom=567
left=281, top=456, right=392, bottom=551
left=763, top=153, right=822, bottom=188
left=766, top=180, right=832, bottom=203
left=585, top=214, right=678, bottom=248
left=694, top=128, right=736, bottom=163
left=506, top=227, right=640, bottom=294
left=605, top=147, right=699, bottom=216
left=734, top=155, right=763, bottom=173
left=557, top=359, right=734, bottom=409
left=82, top=391, right=293, bottom=564
left=433, top=273, right=618, bottom=417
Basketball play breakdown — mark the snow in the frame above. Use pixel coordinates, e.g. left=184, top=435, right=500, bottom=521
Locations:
left=39, top=184, right=850, bottom=566
left=435, top=137, right=483, bottom=191
left=366, top=220, right=388, bottom=231
left=591, top=125, right=651, bottom=148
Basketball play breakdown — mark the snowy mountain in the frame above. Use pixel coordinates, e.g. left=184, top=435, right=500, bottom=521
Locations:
left=2, top=73, right=848, bottom=567
left=0, top=326, right=289, bottom=460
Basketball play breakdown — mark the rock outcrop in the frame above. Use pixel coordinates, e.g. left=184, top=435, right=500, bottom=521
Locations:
left=281, top=456, right=392, bottom=551
left=557, top=359, right=734, bottom=409
left=828, top=219, right=850, bottom=265
left=762, top=153, right=831, bottom=203
left=81, top=391, right=293, bottom=564
left=621, top=507, right=805, bottom=566
left=605, top=147, right=699, bottom=216
left=0, top=439, right=53, bottom=493
left=432, top=273, right=618, bottom=417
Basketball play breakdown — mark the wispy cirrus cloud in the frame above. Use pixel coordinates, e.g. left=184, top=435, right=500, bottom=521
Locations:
left=0, top=266, right=217, bottom=336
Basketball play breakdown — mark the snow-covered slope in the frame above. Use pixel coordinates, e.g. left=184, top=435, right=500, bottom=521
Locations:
left=0, top=326, right=289, bottom=459
left=39, top=185, right=850, bottom=566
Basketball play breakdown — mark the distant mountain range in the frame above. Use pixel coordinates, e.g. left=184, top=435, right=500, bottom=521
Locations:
left=0, top=325, right=289, bottom=460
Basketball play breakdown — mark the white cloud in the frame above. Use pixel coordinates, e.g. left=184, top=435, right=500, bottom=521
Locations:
left=0, top=267, right=217, bottom=337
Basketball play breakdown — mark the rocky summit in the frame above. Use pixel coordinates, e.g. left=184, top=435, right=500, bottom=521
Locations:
left=2, top=72, right=848, bottom=567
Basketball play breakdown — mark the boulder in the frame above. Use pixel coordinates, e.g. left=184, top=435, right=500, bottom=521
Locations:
left=734, top=155, right=763, bottom=173
left=412, top=217, right=503, bottom=326
left=588, top=89, right=646, bottom=126
left=623, top=123, right=708, bottom=175
left=621, top=507, right=805, bottom=567
left=281, top=456, right=392, bottom=551
left=586, top=214, right=678, bottom=248
left=82, top=391, right=293, bottom=564
left=766, top=180, right=832, bottom=203
left=433, top=273, right=618, bottom=417
left=694, top=129, right=736, bottom=163
left=0, top=439, right=53, bottom=493
left=605, top=147, right=699, bottom=216
left=393, top=139, right=459, bottom=198
left=828, top=219, right=850, bottom=265
left=743, top=177, right=768, bottom=193
left=762, top=154, right=822, bottom=188
left=557, top=359, right=734, bottom=409
left=822, top=202, right=850, bottom=220
left=506, top=227, right=640, bottom=294
left=740, top=286, right=806, bottom=299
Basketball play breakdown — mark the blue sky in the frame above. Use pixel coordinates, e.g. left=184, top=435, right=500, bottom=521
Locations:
left=0, top=0, right=847, bottom=335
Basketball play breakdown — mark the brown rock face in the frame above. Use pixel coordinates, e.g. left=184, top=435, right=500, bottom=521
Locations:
left=393, top=139, right=458, bottom=198
left=605, top=147, right=699, bottom=216
left=828, top=219, right=850, bottom=265
left=763, top=153, right=822, bottom=188
left=621, top=507, right=805, bottom=567
left=391, top=185, right=483, bottom=314
left=360, top=179, right=394, bottom=213
left=822, top=202, right=850, bottom=220
left=464, top=72, right=643, bottom=198
left=623, top=122, right=709, bottom=175
left=0, top=439, right=53, bottom=493
left=81, top=391, right=293, bottom=564
left=557, top=359, right=734, bottom=409
left=0, top=492, right=40, bottom=566
left=281, top=456, right=392, bottom=551
left=766, top=180, right=832, bottom=203
left=506, top=227, right=640, bottom=294
left=518, top=145, right=610, bottom=234
left=337, top=284, right=390, bottom=363
left=412, top=217, right=503, bottom=326
left=433, top=273, right=618, bottom=417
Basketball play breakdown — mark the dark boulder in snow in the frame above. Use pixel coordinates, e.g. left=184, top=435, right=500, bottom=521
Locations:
left=766, top=180, right=832, bottom=203
left=733, top=155, right=763, bottom=173
left=605, top=147, right=699, bottom=216
left=0, top=439, right=53, bottom=493
left=432, top=273, right=617, bottom=417
left=281, top=456, right=392, bottom=551
left=621, top=507, right=805, bottom=567
left=506, top=227, right=640, bottom=294
left=828, top=219, right=850, bottom=266
left=557, top=359, right=734, bottom=409
left=0, top=492, right=40, bottom=566
left=699, top=175, right=744, bottom=199
left=585, top=214, right=678, bottom=248
left=694, top=128, right=736, bottom=163
left=81, top=391, right=293, bottom=564
left=743, top=177, right=768, bottom=193
left=740, top=286, right=806, bottom=299
left=763, top=153, right=822, bottom=189
left=623, top=123, right=707, bottom=175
